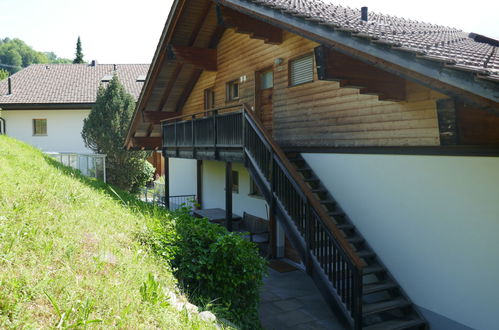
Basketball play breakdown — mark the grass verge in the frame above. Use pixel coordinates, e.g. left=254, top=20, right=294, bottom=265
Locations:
left=0, top=135, right=219, bottom=328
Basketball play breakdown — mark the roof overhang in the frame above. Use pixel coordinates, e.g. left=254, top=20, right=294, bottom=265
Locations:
left=0, top=103, right=95, bottom=110
left=216, top=0, right=499, bottom=110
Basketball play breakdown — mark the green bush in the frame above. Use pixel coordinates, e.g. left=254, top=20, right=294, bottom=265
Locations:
left=144, top=207, right=267, bottom=329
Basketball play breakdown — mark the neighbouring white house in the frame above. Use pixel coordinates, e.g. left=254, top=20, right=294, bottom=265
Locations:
left=0, top=62, right=149, bottom=179
left=124, top=0, right=499, bottom=329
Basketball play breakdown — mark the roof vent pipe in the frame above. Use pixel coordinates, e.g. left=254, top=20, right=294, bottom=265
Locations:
left=113, top=64, right=117, bottom=71
left=361, top=7, right=368, bottom=21
left=7, top=77, right=11, bottom=95
left=90, top=60, right=97, bottom=67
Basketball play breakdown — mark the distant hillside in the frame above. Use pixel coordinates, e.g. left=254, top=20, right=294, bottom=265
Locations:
left=0, top=37, right=71, bottom=79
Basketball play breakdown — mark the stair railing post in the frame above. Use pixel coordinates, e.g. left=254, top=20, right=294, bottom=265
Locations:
left=352, top=267, right=363, bottom=330
left=242, top=109, right=247, bottom=166
left=174, top=120, right=178, bottom=158
left=191, top=115, right=196, bottom=159
left=305, top=205, right=313, bottom=275
left=213, top=109, right=218, bottom=160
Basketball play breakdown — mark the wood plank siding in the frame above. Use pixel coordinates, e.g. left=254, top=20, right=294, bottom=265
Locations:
left=181, top=28, right=446, bottom=147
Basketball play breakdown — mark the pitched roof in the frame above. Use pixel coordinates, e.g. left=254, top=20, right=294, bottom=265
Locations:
left=0, top=63, right=149, bottom=107
left=247, top=0, right=499, bottom=82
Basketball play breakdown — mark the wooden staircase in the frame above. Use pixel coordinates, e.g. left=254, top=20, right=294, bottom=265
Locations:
left=161, top=105, right=428, bottom=329
left=285, top=152, right=427, bottom=330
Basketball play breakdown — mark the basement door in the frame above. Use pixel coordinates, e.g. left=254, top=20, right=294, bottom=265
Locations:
left=256, top=68, right=274, bottom=134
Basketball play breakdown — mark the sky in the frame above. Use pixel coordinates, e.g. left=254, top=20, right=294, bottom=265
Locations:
left=0, top=0, right=498, bottom=64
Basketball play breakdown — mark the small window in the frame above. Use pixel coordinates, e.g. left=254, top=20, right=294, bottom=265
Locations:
left=33, top=119, right=47, bottom=136
left=204, top=88, right=215, bottom=110
left=260, top=71, right=273, bottom=89
left=226, top=80, right=239, bottom=101
left=249, top=177, right=263, bottom=198
left=289, top=54, right=314, bottom=86
left=232, top=170, right=239, bottom=193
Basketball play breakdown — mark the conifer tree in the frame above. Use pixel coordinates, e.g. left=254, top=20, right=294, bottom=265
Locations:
left=82, top=75, right=153, bottom=192
left=73, top=36, right=85, bottom=64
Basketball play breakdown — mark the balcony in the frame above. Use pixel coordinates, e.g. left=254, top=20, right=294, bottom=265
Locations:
left=162, top=105, right=244, bottom=162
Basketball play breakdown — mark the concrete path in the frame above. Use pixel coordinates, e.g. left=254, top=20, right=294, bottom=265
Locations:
left=259, top=267, right=347, bottom=329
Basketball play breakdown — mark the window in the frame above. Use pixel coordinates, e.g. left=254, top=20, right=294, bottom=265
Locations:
left=260, top=71, right=273, bottom=89
left=204, top=88, right=215, bottom=110
left=249, top=177, right=263, bottom=198
left=289, top=54, right=314, bottom=86
left=33, top=119, right=47, bottom=136
left=232, top=170, right=239, bottom=193
left=226, top=80, right=239, bottom=101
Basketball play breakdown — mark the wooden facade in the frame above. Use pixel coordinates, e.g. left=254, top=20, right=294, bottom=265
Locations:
left=181, top=29, right=448, bottom=148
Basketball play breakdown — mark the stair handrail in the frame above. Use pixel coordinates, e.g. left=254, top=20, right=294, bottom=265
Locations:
left=241, top=103, right=364, bottom=270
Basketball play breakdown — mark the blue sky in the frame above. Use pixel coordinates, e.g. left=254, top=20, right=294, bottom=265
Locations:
left=0, top=0, right=497, bottom=64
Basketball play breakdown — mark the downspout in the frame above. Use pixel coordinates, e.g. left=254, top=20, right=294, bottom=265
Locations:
left=0, top=116, right=5, bottom=135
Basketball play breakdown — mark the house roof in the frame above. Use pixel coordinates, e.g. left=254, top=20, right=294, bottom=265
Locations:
left=247, top=0, right=499, bottom=82
left=124, top=0, right=499, bottom=150
left=0, top=63, right=149, bottom=109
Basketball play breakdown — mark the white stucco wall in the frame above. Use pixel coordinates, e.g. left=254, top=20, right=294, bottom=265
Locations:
left=1, top=109, right=91, bottom=153
left=303, top=153, right=499, bottom=330
left=202, top=160, right=268, bottom=219
left=169, top=158, right=197, bottom=196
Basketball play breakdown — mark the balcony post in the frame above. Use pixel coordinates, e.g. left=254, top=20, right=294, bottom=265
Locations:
left=225, top=161, right=233, bottom=231
left=163, top=150, right=170, bottom=210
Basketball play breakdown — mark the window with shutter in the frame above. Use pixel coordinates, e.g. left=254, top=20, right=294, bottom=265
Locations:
left=289, top=54, right=314, bottom=86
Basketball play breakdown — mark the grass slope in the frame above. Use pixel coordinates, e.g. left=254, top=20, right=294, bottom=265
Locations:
left=0, top=136, right=217, bottom=329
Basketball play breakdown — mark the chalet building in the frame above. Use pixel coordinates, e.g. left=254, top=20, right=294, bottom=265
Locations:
left=0, top=63, right=165, bottom=177
left=124, top=0, right=499, bottom=329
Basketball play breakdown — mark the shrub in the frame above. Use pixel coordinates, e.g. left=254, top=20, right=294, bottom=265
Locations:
left=144, top=207, right=267, bottom=329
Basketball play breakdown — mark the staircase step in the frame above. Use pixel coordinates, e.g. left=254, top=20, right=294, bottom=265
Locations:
left=364, top=318, right=426, bottom=330
left=357, top=249, right=376, bottom=259
left=363, top=298, right=411, bottom=316
left=296, top=167, right=312, bottom=172
left=364, top=264, right=386, bottom=275
left=363, top=281, right=397, bottom=295
left=320, top=199, right=336, bottom=205
left=328, top=211, right=345, bottom=218
left=311, top=188, right=327, bottom=193
left=336, top=223, right=354, bottom=230
left=304, top=177, right=319, bottom=182
left=347, top=236, right=364, bottom=244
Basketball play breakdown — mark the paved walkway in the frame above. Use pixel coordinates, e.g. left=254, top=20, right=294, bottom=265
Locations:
left=259, top=266, right=347, bottom=329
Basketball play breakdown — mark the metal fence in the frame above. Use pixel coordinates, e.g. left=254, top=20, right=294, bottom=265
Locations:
left=45, top=152, right=106, bottom=182
left=141, top=184, right=196, bottom=211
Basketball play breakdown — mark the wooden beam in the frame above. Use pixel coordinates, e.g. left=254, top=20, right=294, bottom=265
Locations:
left=217, top=5, right=282, bottom=44
left=142, top=111, right=179, bottom=125
left=157, top=63, right=183, bottom=112
left=176, top=69, right=203, bottom=112
left=131, top=137, right=162, bottom=150
left=168, top=45, right=217, bottom=71
left=315, top=45, right=407, bottom=101
left=436, top=99, right=459, bottom=145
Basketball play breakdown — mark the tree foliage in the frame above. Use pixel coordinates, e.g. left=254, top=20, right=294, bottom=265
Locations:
left=0, top=69, right=8, bottom=81
left=73, top=36, right=85, bottom=64
left=0, top=37, right=71, bottom=75
left=82, top=75, right=153, bottom=192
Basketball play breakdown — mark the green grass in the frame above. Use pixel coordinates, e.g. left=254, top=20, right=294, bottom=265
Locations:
left=0, top=135, right=219, bottom=329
